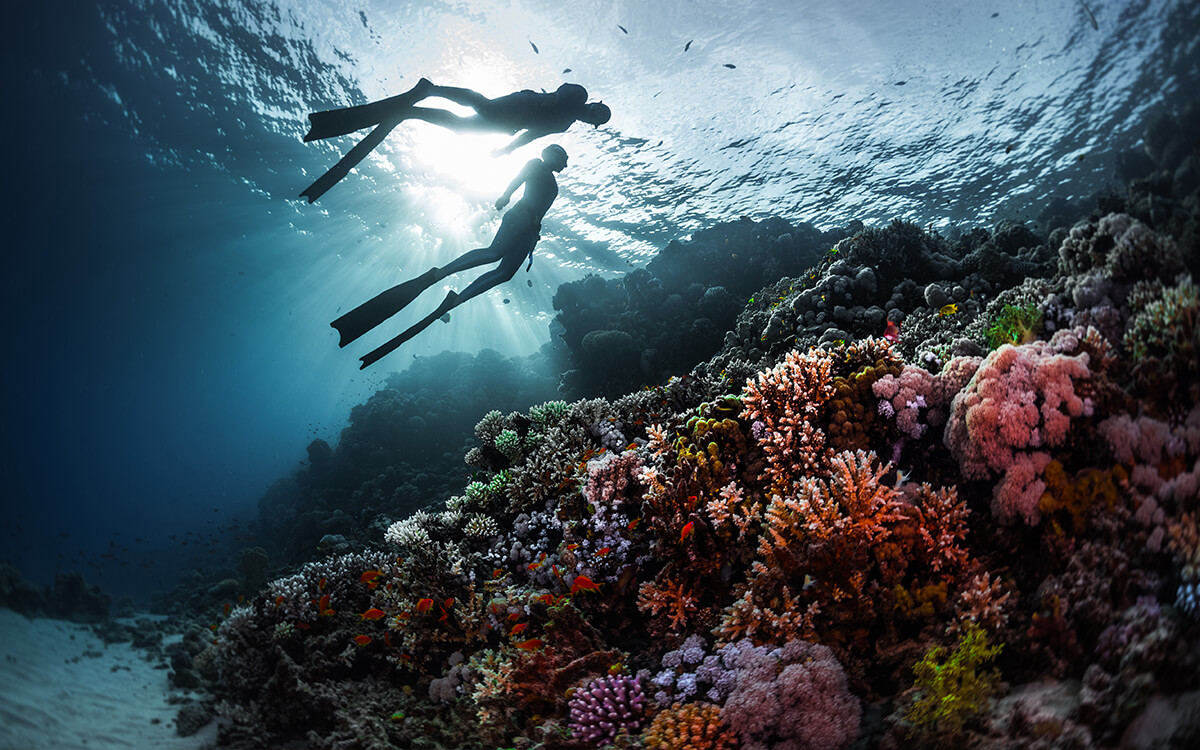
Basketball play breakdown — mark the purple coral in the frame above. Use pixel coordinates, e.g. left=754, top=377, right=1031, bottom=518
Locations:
left=568, top=674, right=648, bottom=743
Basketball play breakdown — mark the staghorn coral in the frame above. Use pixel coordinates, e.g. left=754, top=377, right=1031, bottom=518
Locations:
left=741, top=347, right=836, bottom=490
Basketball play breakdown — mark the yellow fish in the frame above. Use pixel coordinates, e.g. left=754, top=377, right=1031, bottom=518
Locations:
left=938, top=303, right=958, bottom=317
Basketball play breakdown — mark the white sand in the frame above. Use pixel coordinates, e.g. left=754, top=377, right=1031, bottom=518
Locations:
left=0, top=609, right=217, bottom=750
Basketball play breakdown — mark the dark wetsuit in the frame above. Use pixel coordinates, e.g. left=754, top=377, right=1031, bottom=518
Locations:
left=436, top=157, right=559, bottom=287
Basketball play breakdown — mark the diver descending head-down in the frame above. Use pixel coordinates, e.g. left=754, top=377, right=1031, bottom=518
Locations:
left=300, top=78, right=608, bottom=202
left=330, top=144, right=570, bottom=369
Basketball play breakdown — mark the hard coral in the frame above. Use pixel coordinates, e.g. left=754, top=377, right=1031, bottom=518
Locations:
left=566, top=673, right=648, bottom=744
left=741, top=347, right=836, bottom=491
left=642, top=702, right=737, bottom=750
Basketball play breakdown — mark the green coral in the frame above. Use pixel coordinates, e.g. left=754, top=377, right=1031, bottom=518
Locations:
left=984, top=304, right=1042, bottom=350
left=904, top=623, right=1003, bottom=737
left=494, top=430, right=524, bottom=462
left=529, top=400, right=569, bottom=428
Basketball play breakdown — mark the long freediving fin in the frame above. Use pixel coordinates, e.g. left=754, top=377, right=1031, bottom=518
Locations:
left=359, top=291, right=460, bottom=369
left=300, top=118, right=400, bottom=203
left=330, top=268, right=440, bottom=347
left=303, top=79, right=434, bottom=142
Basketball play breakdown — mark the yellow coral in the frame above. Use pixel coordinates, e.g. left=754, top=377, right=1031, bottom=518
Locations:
left=643, top=702, right=737, bottom=750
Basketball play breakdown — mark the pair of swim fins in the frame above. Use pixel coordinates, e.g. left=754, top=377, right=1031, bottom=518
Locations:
left=300, top=82, right=431, bottom=203
left=329, top=269, right=462, bottom=368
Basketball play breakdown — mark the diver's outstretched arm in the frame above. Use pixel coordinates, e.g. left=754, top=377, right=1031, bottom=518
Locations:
left=498, top=128, right=553, bottom=155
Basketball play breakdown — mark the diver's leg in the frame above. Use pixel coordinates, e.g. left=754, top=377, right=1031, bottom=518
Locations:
left=404, top=107, right=496, bottom=134
left=424, top=85, right=491, bottom=110
left=451, top=253, right=524, bottom=306
left=433, top=244, right=505, bottom=279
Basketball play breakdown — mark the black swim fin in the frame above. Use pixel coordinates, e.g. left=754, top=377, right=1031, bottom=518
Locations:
left=331, top=268, right=440, bottom=347
left=300, top=118, right=399, bottom=203
left=303, top=79, right=433, bottom=142
left=360, top=291, right=460, bottom=369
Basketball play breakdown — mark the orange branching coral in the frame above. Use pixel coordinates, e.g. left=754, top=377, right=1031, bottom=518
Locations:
left=949, top=572, right=1016, bottom=636
left=638, top=577, right=700, bottom=631
left=741, top=347, right=836, bottom=491
left=757, top=450, right=906, bottom=576
left=1168, top=511, right=1200, bottom=582
left=714, top=584, right=819, bottom=645
left=912, top=482, right=971, bottom=575
left=642, top=702, right=738, bottom=750
left=705, top=480, right=762, bottom=547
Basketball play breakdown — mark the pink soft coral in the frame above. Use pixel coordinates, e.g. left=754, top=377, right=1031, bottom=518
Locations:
left=944, top=329, right=1096, bottom=524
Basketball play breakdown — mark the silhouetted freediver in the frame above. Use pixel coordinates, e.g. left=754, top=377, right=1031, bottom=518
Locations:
left=300, top=79, right=608, bottom=202
left=331, top=144, right=569, bottom=368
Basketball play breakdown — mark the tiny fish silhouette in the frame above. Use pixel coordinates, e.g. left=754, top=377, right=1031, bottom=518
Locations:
left=618, top=24, right=627, bottom=33
left=562, top=68, right=572, bottom=74
left=530, top=40, right=539, bottom=54
left=684, top=39, right=692, bottom=51
left=723, top=63, right=736, bottom=69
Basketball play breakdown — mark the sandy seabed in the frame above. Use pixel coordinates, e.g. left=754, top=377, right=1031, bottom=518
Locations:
left=0, top=609, right=216, bottom=750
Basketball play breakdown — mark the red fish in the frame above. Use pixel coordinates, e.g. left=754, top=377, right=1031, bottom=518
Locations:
left=596, top=547, right=611, bottom=557
left=511, top=622, right=528, bottom=635
left=359, top=608, right=386, bottom=621
left=680, top=521, right=695, bottom=542
left=515, top=638, right=545, bottom=651
left=274, top=595, right=285, bottom=608
left=571, top=575, right=600, bottom=595
left=628, top=519, right=640, bottom=531
left=360, top=570, right=383, bottom=583
left=416, top=598, right=434, bottom=613
left=883, top=319, right=901, bottom=342
left=222, top=602, right=231, bottom=616
left=318, top=577, right=327, bottom=591
left=317, top=594, right=335, bottom=616
left=443, top=598, right=455, bottom=608
left=353, top=635, right=372, bottom=646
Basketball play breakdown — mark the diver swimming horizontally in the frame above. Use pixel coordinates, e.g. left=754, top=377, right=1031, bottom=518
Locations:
left=300, top=79, right=609, bottom=202
left=331, top=144, right=570, bottom=368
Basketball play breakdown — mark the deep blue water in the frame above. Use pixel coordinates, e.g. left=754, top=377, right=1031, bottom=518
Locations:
left=4, top=0, right=1197, bottom=599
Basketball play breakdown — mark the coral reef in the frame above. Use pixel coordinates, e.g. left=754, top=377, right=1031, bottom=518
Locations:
left=195, top=186, right=1200, bottom=748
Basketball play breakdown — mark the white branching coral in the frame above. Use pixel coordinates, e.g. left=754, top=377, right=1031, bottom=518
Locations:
left=464, top=513, right=500, bottom=538
left=385, top=510, right=433, bottom=547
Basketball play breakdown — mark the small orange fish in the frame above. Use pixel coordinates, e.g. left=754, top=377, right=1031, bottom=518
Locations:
left=209, top=623, right=218, bottom=632
left=274, top=595, right=285, bottom=608
left=511, top=622, right=528, bottom=635
left=296, top=621, right=311, bottom=630
left=493, top=568, right=506, bottom=578
left=535, top=593, right=557, bottom=606
left=596, top=547, right=611, bottom=557
left=353, top=634, right=372, bottom=646
left=565, top=543, right=579, bottom=551
left=360, top=570, right=383, bottom=583
left=527, top=561, right=543, bottom=571
left=515, top=638, right=545, bottom=651
left=318, top=594, right=335, bottom=615
left=571, top=575, right=600, bottom=595
left=318, top=577, right=327, bottom=591
left=359, top=608, right=386, bottom=621
left=222, top=602, right=231, bottom=616
left=628, top=519, right=640, bottom=531
left=416, top=598, right=434, bottom=613
left=443, top=598, right=454, bottom=608
left=680, top=521, right=695, bottom=542
left=507, top=612, right=521, bottom=621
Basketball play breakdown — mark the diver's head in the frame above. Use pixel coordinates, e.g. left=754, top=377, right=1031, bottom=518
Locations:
left=541, top=143, right=568, bottom=171
left=580, top=101, right=611, bottom=127
left=556, top=83, right=588, bottom=108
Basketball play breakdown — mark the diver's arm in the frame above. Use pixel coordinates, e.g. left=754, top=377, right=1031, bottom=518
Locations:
left=495, top=160, right=538, bottom=209
left=496, top=128, right=554, bottom=155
